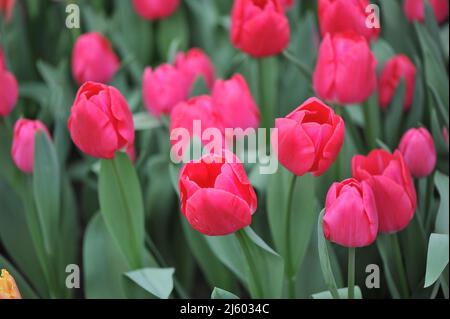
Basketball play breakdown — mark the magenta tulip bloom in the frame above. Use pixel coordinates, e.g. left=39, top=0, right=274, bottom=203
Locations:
left=398, top=128, right=437, bottom=178
left=272, top=97, right=345, bottom=177
left=324, top=178, right=378, bottom=247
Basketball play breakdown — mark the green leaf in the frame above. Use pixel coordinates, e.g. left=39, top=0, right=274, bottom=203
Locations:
left=133, top=112, right=160, bottom=131
left=317, top=209, right=340, bottom=299
left=204, top=235, right=246, bottom=283
left=424, top=233, right=449, bottom=287
left=415, top=23, right=449, bottom=108
left=258, top=57, right=278, bottom=129
left=180, top=216, right=238, bottom=291
left=267, top=167, right=316, bottom=280
left=156, top=8, right=188, bottom=60
left=33, top=131, right=60, bottom=255
left=99, top=152, right=145, bottom=269
left=384, top=79, right=406, bottom=148
left=435, top=172, right=449, bottom=234
left=0, top=179, right=48, bottom=297
left=211, top=287, right=239, bottom=299
left=235, top=227, right=284, bottom=298
left=83, top=213, right=129, bottom=299
left=124, top=268, right=174, bottom=299
left=311, top=286, right=362, bottom=299
left=405, top=59, right=425, bottom=129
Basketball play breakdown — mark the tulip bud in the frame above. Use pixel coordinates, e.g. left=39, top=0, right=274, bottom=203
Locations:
left=170, top=95, right=224, bottom=159
left=352, top=149, right=417, bottom=233
left=272, top=97, right=345, bottom=177
left=68, top=82, right=135, bottom=159
left=403, top=0, right=449, bottom=23
left=179, top=150, right=257, bottom=236
left=212, top=74, right=260, bottom=130
left=318, top=0, right=380, bottom=42
left=230, top=0, right=290, bottom=57
left=174, top=48, right=215, bottom=91
left=0, top=0, right=15, bottom=22
left=0, top=269, right=21, bottom=299
left=379, top=54, right=416, bottom=111
left=280, top=0, right=295, bottom=10
left=132, top=0, right=179, bottom=20
left=0, top=48, right=19, bottom=117
left=11, top=119, right=50, bottom=173
left=142, top=64, right=189, bottom=118
left=324, top=178, right=378, bottom=247
left=313, top=32, right=377, bottom=105
left=398, top=128, right=437, bottom=178
left=71, top=32, right=120, bottom=85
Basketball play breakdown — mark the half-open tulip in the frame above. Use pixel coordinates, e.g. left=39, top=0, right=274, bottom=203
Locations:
left=71, top=32, right=119, bottom=85
left=0, top=0, right=15, bottom=22
left=0, top=269, right=21, bottom=299
left=174, top=48, right=215, bottom=91
left=352, top=149, right=417, bottom=233
left=68, top=82, right=134, bottom=159
left=132, top=0, right=179, bottom=20
left=398, top=128, right=437, bottom=178
left=230, top=0, right=290, bottom=57
left=179, top=151, right=257, bottom=236
left=324, top=178, right=378, bottom=247
left=403, top=0, right=449, bottom=23
left=11, top=119, right=50, bottom=173
left=378, top=54, right=416, bottom=111
left=313, top=32, right=377, bottom=105
left=212, top=73, right=260, bottom=130
left=0, top=48, right=18, bottom=117
left=142, top=64, right=189, bottom=118
left=318, top=0, right=380, bottom=42
left=272, top=97, right=345, bottom=176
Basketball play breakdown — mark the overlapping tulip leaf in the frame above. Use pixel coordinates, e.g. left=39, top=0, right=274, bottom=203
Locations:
left=235, top=227, right=284, bottom=299
left=424, top=233, right=449, bottom=287
left=99, top=152, right=146, bottom=269
left=0, top=255, right=38, bottom=299
left=311, top=286, right=362, bottom=299
left=211, top=287, right=239, bottom=299
left=124, top=268, right=175, bottom=299
left=267, top=166, right=316, bottom=283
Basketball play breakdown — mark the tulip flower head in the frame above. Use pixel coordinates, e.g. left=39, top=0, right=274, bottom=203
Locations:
left=403, top=0, right=449, bottom=23
left=132, top=0, right=179, bottom=20
left=142, top=64, right=189, bottom=118
left=318, top=0, right=380, bottom=42
left=0, top=269, right=21, bottom=299
left=352, top=149, right=417, bottom=233
left=230, top=0, right=290, bottom=57
left=11, top=119, right=51, bottom=173
left=174, top=48, right=216, bottom=91
left=212, top=73, right=260, bottom=131
left=272, top=97, right=345, bottom=177
left=0, top=47, right=19, bottom=117
left=179, top=150, right=257, bottom=236
left=68, top=82, right=135, bottom=159
left=0, top=0, right=15, bottom=22
left=313, top=32, right=377, bottom=105
left=324, top=178, right=378, bottom=247
left=398, top=127, right=437, bottom=178
left=71, top=32, right=120, bottom=85
left=378, top=54, right=416, bottom=111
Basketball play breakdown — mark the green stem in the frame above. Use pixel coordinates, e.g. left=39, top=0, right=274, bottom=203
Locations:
left=282, top=50, right=312, bottom=79
left=362, top=100, right=376, bottom=150
left=392, top=233, right=409, bottom=298
left=236, top=229, right=264, bottom=298
left=347, top=248, right=355, bottom=299
left=285, top=174, right=298, bottom=298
